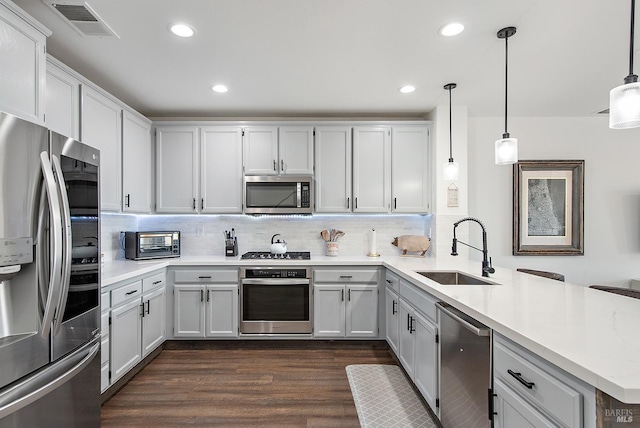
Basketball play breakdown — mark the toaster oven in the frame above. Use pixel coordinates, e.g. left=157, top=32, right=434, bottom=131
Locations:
left=124, top=231, right=180, bottom=260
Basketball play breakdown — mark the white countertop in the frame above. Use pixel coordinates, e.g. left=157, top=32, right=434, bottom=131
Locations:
left=101, top=255, right=640, bottom=404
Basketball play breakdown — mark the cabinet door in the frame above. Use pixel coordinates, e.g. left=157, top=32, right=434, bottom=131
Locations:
left=243, top=126, right=278, bottom=175
left=81, top=86, right=122, bottom=211
left=353, top=126, right=391, bottom=213
left=313, top=284, right=346, bottom=337
left=414, top=311, right=438, bottom=413
left=385, top=287, right=400, bottom=355
left=205, top=285, right=238, bottom=337
left=346, top=284, right=378, bottom=337
left=278, top=126, right=314, bottom=175
left=173, top=285, right=205, bottom=337
left=156, top=127, right=198, bottom=213
left=398, top=299, right=415, bottom=378
left=314, top=127, right=352, bottom=213
left=45, top=60, right=80, bottom=139
left=142, top=287, right=165, bottom=357
left=494, top=379, right=557, bottom=428
left=0, top=4, right=46, bottom=124
left=110, top=298, right=142, bottom=382
left=201, top=127, right=243, bottom=213
left=391, top=127, right=430, bottom=213
left=122, top=110, right=152, bottom=213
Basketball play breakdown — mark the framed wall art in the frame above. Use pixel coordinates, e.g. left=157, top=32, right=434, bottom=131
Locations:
left=513, top=160, right=584, bottom=255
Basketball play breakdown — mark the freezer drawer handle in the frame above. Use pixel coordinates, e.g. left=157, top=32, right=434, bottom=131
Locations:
left=507, top=369, right=535, bottom=389
left=0, top=341, right=100, bottom=419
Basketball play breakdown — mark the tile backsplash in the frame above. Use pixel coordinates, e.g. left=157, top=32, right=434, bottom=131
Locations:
left=101, top=213, right=433, bottom=260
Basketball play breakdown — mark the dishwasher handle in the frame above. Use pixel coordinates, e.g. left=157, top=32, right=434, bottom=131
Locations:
left=436, top=302, right=490, bottom=337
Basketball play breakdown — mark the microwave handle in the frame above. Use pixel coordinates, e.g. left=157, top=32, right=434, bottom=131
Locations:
left=297, top=183, right=302, bottom=208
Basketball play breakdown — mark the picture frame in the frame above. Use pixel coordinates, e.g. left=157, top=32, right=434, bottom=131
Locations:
left=513, top=160, right=584, bottom=256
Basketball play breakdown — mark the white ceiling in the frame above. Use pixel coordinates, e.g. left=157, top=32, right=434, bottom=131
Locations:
left=12, top=0, right=634, bottom=119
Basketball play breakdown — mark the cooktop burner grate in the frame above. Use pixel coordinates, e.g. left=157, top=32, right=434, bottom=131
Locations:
left=240, top=251, right=311, bottom=260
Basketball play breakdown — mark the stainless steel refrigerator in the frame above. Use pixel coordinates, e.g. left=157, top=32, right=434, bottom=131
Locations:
left=0, top=112, right=101, bottom=427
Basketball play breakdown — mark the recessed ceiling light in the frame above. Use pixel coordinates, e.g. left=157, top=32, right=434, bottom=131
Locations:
left=212, top=84, right=228, bottom=93
left=439, top=22, right=465, bottom=37
left=399, top=85, right=416, bottom=94
left=170, top=23, right=195, bottom=38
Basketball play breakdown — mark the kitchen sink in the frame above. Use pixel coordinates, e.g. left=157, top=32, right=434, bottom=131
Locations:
left=416, top=271, right=496, bottom=285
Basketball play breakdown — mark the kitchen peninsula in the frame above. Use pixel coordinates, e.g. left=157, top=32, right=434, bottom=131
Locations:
left=101, top=254, right=640, bottom=417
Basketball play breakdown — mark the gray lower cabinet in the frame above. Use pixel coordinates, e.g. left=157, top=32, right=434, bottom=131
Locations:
left=172, top=268, right=238, bottom=338
left=492, top=333, right=596, bottom=428
left=313, top=268, right=379, bottom=338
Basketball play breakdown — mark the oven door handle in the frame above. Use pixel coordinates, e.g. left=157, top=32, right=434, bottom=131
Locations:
left=241, top=278, right=310, bottom=285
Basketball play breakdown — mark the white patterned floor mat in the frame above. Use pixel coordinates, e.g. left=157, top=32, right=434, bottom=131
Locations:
left=346, top=364, right=437, bottom=428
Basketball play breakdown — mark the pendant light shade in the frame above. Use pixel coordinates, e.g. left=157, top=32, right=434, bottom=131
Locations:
left=495, top=27, right=518, bottom=165
left=610, top=0, right=640, bottom=129
left=443, top=83, right=459, bottom=180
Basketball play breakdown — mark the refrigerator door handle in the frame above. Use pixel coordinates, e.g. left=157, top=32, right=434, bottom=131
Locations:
left=51, top=155, right=72, bottom=335
left=38, top=152, right=64, bottom=339
left=0, top=339, right=100, bottom=419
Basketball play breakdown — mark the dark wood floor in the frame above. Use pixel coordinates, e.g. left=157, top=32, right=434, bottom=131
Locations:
left=101, top=340, right=397, bottom=427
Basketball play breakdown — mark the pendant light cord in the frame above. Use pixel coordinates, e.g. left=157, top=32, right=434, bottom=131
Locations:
left=448, top=86, right=453, bottom=162
left=504, top=34, right=509, bottom=138
left=630, top=0, right=636, bottom=78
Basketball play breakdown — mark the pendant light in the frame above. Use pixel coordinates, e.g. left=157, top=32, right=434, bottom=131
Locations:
left=495, top=26, right=518, bottom=165
left=443, top=83, right=459, bottom=180
left=610, top=0, right=640, bottom=129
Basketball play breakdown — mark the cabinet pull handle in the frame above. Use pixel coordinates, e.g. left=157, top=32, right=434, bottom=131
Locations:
left=140, top=303, right=145, bottom=318
left=347, top=197, right=350, bottom=209
left=348, top=289, right=351, bottom=301
left=193, top=198, right=196, bottom=210
left=507, top=370, right=535, bottom=389
left=125, top=194, right=130, bottom=208
left=410, top=316, right=415, bottom=333
left=339, top=275, right=353, bottom=279
left=146, top=300, right=150, bottom=315
left=394, top=198, right=397, bottom=209
left=198, top=276, right=212, bottom=279
left=200, top=289, right=204, bottom=302
left=407, top=313, right=411, bottom=331
left=125, top=290, right=138, bottom=296
left=392, top=300, right=397, bottom=315
left=273, top=160, right=277, bottom=171
left=153, top=280, right=162, bottom=285
left=355, top=197, right=358, bottom=209
left=341, top=289, right=344, bottom=301
left=281, top=159, right=284, bottom=171
left=201, top=198, right=204, bottom=210
left=206, top=289, right=210, bottom=302
left=385, top=279, right=392, bottom=284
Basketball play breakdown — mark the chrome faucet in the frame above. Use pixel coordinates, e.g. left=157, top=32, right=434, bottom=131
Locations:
left=451, top=217, right=495, bottom=278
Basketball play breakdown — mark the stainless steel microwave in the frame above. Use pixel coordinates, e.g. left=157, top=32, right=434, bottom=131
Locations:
left=124, top=231, right=180, bottom=260
left=244, top=175, right=313, bottom=214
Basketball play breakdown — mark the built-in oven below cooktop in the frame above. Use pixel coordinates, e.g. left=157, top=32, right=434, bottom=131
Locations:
left=240, top=251, right=310, bottom=260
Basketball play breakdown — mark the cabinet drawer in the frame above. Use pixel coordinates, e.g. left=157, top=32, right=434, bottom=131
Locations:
left=385, top=270, right=401, bottom=293
left=173, top=269, right=237, bottom=283
left=494, top=340, right=582, bottom=428
left=143, top=271, right=166, bottom=293
left=101, top=291, right=110, bottom=310
left=314, top=269, right=379, bottom=283
left=111, top=280, right=143, bottom=306
left=399, top=280, right=437, bottom=322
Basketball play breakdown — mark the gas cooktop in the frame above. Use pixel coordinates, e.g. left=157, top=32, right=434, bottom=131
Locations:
left=240, top=251, right=311, bottom=260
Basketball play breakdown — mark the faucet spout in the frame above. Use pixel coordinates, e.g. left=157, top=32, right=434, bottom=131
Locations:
left=451, top=217, right=495, bottom=278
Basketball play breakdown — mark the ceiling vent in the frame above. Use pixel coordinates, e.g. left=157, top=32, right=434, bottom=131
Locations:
left=45, top=1, right=119, bottom=38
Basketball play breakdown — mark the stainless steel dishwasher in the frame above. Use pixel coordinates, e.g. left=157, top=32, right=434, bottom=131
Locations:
left=437, top=302, right=492, bottom=428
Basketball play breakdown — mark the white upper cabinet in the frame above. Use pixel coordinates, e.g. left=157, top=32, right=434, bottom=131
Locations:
left=0, top=2, right=49, bottom=124
left=243, top=126, right=314, bottom=175
left=200, top=126, right=243, bottom=213
left=314, top=126, right=352, bottom=213
left=81, top=86, right=122, bottom=211
left=352, top=126, right=391, bottom=213
left=155, top=126, right=198, bottom=213
left=278, top=126, right=314, bottom=175
left=45, top=57, right=80, bottom=140
left=243, top=126, right=279, bottom=175
left=391, top=126, right=430, bottom=213
left=122, top=110, right=152, bottom=213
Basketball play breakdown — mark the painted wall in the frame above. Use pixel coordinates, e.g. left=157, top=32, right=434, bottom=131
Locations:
left=468, top=115, right=640, bottom=287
